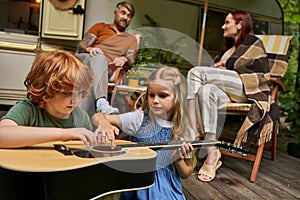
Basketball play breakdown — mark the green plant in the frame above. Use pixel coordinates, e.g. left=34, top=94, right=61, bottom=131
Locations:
left=281, top=71, right=300, bottom=144
left=134, top=14, right=193, bottom=76
left=126, top=69, right=147, bottom=80
left=277, top=0, right=300, bottom=144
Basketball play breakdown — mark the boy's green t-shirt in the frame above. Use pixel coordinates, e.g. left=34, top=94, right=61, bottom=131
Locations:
left=1, top=99, right=92, bottom=130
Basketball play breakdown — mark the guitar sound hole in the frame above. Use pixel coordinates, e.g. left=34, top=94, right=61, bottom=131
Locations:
left=74, top=150, right=94, bottom=158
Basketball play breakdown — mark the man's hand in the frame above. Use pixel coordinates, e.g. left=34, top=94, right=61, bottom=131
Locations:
left=110, top=56, right=128, bottom=67
left=87, top=47, right=104, bottom=56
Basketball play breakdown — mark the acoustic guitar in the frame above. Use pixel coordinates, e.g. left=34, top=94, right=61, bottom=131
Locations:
left=0, top=140, right=157, bottom=200
left=0, top=139, right=245, bottom=200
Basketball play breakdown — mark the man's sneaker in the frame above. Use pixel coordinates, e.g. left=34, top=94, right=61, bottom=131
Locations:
left=96, top=98, right=119, bottom=114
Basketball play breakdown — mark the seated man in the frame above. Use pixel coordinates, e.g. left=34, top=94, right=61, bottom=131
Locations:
left=76, top=1, right=138, bottom=116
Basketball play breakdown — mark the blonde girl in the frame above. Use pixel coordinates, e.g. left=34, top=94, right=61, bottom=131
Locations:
left=92, top=66, right=196, bottom=200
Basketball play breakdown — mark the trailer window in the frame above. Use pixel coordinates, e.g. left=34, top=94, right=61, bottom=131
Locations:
left=253, top=19, right=270, bottom=35
left=0, top=0, right=40, bottom=36
left=203, top=10, right=270, bottom=57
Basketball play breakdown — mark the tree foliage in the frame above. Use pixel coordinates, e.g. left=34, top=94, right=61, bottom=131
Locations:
left=278, top=0, right=300, bottom=143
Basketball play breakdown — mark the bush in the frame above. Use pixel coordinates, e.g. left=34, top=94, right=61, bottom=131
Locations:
left=280, top=71, right=300, bottom=144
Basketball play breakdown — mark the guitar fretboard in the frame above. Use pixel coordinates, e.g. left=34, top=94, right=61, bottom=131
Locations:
left=118, top=140, right=220, bottom=150
left=116, top=140, right=249, bottom=155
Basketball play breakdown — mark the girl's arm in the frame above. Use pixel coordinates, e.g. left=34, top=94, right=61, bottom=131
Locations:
left=92, top=112, right=122, bottom=127
left=92, top=110, right=143, bottom=146
left=174, top=142, right=195, bottom=179
left=0, top=119, right=97, bottom=148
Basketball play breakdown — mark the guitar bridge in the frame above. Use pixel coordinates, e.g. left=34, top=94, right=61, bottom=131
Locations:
left=54, top=144, right=73, bottom=156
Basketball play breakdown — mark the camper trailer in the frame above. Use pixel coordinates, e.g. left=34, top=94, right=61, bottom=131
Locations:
left=0, top=0, right=284, bottom=107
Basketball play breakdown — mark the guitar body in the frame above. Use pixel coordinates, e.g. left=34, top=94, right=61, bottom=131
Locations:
left=0, top=140, right=157, bottom=200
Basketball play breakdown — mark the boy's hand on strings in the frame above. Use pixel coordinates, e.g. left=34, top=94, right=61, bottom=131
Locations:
left=75, top=128, right=98, bottom=146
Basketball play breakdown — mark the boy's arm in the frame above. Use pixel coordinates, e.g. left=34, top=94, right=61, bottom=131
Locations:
left=0, top=119, right=97, bottom=148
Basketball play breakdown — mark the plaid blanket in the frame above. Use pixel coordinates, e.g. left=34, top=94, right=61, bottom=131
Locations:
left=222, top=35, right=273, bottom=146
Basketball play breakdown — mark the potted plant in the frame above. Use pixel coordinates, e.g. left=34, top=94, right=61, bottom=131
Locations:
left=126, top=69, right=147, bottom=87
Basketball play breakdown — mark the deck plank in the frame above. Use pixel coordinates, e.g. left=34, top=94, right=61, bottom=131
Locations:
left=183, top=151, right=300, bottom=200
left=182, top=172, right=231, bottom=200
left=218, top=167, right=279, bottom=200
left=223, top=155, right=298, bottom=199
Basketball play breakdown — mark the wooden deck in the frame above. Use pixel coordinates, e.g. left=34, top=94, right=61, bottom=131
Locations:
left=182, top=151, right=300, bottom=200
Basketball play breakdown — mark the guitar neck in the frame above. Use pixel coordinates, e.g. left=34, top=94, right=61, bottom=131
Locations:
left=118, top=140, right=220, bottom=150
left=118, top=140, right=249, bottom=155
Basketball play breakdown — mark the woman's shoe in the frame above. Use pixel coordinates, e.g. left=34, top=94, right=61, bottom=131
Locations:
left=197, top=148, right=222, bottom=182
left=197, top=160, right=222, bottom=182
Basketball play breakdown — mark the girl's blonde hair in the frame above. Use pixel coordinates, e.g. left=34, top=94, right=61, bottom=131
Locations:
left=142, top=66, right=196, bottom=167
left=24, top=51, right=93, bottom=108
left=143, top=66, right=191, bottom=138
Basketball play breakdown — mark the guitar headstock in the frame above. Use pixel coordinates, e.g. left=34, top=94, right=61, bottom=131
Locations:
left=216, top=141, right=249, bottom=156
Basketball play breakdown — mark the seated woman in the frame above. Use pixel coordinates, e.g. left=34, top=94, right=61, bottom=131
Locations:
left=187, top=11, right=272, bottom=182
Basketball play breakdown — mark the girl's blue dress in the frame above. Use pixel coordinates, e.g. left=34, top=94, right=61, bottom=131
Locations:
left=119, top=114, right=186, bottom=200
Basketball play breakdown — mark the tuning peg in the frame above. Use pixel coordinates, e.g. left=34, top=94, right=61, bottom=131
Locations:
left=229, top=148, right=236, bottom=154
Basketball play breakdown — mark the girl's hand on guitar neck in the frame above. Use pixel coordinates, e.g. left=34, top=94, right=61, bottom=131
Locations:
left=176, top=140, right=194, bottom=161
left=174, top=139, right=194, bottom=179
